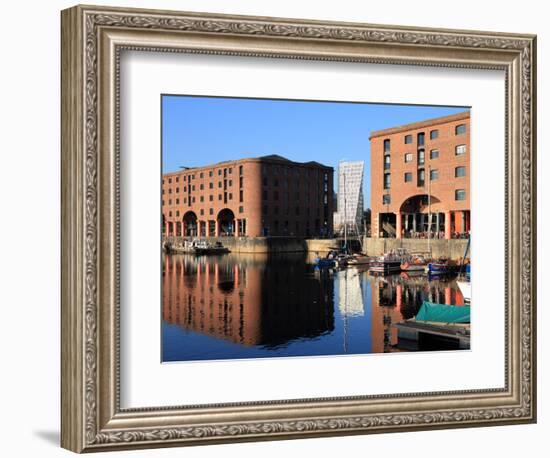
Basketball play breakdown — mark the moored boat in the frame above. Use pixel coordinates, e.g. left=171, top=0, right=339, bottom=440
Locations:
left=193, top=240, right=230, bottom=255
left=400, top=255, right=427, bottom=272
left=456, top=280, right=471, bottom=302
left=347, top=254, right=371, bottom=265
left=369, top=248, right=410, bottom=274
left=426, top=258, right=459, bottom=275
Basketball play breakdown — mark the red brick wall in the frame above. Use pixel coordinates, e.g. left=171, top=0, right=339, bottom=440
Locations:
left=370, top=112, right=470, bottom=237
left=162, top=157, right=333, bottom=237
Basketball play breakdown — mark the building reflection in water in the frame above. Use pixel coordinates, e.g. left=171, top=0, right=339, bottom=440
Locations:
left=370, top=272, right=465, bottom=353
left=162, top=253, right=334, bottom=349
left=162, top=253, right=465, bottom=361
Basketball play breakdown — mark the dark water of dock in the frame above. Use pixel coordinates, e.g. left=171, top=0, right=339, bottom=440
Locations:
left=161, top=252, right=467, bottom=362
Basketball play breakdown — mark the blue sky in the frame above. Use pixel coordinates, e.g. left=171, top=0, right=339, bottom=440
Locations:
left=162, top=95, right=469, bottom=208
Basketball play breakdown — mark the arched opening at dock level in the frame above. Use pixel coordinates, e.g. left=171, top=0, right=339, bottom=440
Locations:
left=183, top=211, right=198, bottom=237
left=217, top=209, right=235, bottom=236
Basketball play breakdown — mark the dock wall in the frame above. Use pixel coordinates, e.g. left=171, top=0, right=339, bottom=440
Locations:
left=363, top=237, right=469, bottom=261
left=164, top=236, right=338, bottom=254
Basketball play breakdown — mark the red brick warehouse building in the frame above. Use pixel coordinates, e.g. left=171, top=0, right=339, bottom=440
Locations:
left=370, top=111, right=470, bottom=240
left=162, top=154, right=334, bottom=238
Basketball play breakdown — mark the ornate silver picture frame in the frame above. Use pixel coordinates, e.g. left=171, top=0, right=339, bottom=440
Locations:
left=61, top=4, right=536, bottom=453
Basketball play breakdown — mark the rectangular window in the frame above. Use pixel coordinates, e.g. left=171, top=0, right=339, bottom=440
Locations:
left=199, top=184, right=204, bottom=190
left=383, top=173, right=391, bottom=190
left=430, top=149, right=439, bottom=159
left=218, top=181, right=222, bottom=188
left=418, top=169, right=425, bottom=187
left=218, top=194, right=222, bottom=201
left=455, top=124, right=466, bottom=135
left=192, top=185, right=195, bottom=191
left=175, top=177, right=179, bottom=182
left=417, top=132, right=425, bottom=146
left=209, top=182, right=213, bottom=189
left=239, top=165, right=243, bottom=175
left=176, top=210, right=179, bottom=217
left=455, top=166, right=466, bottom=177
left=455, top=189, right=466, bottom=200
left=228, top=193, right=233, bottom=200
left=168, top=178, right=172, bottom=184
left=430, top=129, right=439, bottom=140
left=200, top=196, right=204, bottom=202
left=218, top=169, right=222, bottom=176
left=404, top=153, right=413, bottom=163
left=382, top=194, right=391, bottom=204
left=404, top=172, right=413, bottom=182
left=239, top=190, right=243, bottom=202
left=199, top=172, right=203, bottom=178
left=239, top=206, right=244, bottom=213
left=168, top=199, right=172, bottom=205
left=209, top=170, right=213, bottom=177
left=239, top=176, right=244, bottom=188
left=229, top=179, right=232, bottom=186
left=455, top=144, right=467, bottom=155
left=418, top=150, right=425, bottom=165
left=383, top=139, right=390, bottom=152
left=175, top=198, right=179, bottom=204
left=384, top=154, right=391, bottom=170
left=209, top=195, right=213, bottom=201
left=228, top=168, right=232, bottom=174
left=430, top=169, right=439, bottom=181
left=209, top=208, right=213, bottom=215
left=404, top=134, right=413, bottom=144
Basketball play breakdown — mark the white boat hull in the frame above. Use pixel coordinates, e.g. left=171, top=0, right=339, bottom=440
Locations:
left=457, top=280, right=471, bottom=301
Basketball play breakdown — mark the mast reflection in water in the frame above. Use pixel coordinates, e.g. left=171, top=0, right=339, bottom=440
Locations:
left=162, top=253, right=466, bottom=362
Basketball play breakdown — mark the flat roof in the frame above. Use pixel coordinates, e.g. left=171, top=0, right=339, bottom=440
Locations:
left=369, top=111, right=470, bottom=139
left=163, top=154, right=333, bottom=176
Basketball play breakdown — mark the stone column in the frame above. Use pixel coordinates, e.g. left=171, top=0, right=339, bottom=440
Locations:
left=445, top=211, right=452, bottom=240
left=396, top=212, right=402, bottom=239
left=436, top=212, right=440, bottom=238
left=235, top=219, right=239, bottom=237
left=412, top=214, right=417, bottom=234
left=215, top=220, right=219, bottom=237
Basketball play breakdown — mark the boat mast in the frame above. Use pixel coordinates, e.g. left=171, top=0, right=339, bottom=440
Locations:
left=343, top=169, right=347, bottom=252
left=428, top=164, right=432, bottom=256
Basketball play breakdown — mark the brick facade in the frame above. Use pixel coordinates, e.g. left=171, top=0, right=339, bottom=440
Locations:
left=162, top=155, right=334, bottom=238
left=370, top=111, right=470, bottom=239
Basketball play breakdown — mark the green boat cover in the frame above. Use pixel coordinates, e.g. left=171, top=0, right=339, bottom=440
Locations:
left=415, top=301, right=471, bottom=324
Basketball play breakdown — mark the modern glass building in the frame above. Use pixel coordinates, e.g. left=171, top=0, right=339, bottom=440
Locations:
left=334, top=161, right=365, bottom=236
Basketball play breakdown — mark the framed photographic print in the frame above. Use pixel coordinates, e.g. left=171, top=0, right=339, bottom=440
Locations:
left=61, top=4, right=537, bottom=453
